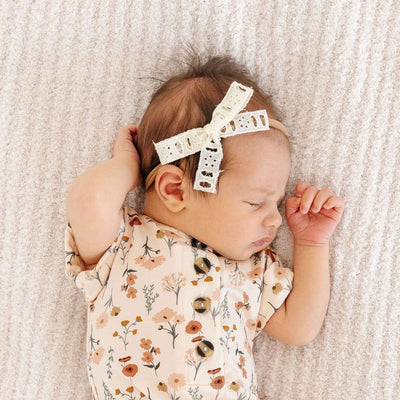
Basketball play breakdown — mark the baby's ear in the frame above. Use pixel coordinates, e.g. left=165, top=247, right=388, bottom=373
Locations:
left=154, top=165, right=187, bottom=213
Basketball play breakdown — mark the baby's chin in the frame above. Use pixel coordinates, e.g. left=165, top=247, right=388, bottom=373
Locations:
left=214, top=246, right=257, bottom=262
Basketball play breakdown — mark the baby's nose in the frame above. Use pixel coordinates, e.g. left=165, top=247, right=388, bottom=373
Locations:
left=263, top=209, right=282, bottom=229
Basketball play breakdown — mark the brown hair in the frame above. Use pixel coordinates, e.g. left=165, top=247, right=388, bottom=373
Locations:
left=137, top=54, right=282, bottom=191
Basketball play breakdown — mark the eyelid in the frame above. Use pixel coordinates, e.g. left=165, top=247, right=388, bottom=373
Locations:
left=248, top=202, right=263, bottom=209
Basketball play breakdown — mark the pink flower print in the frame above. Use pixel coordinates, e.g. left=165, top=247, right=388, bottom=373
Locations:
left=140, top=338, right=152, bottom=350
left=244, top=340, right=252, bottom=355
left=273, top=265, right=291, bottom=280
left=173, top=314, right=185, bottom=324
left=153, top=307, right=182, bottom=349
left=162, top=273, right=187, bottom=304
left=246, top=319, right=258, bottom=331
left=152, top=307, right=177, bottom=323
left=247, top=267, right=263, bottom=279
left=135, top=255, right=146, bottom=264
left=96, top=313, right=109, bottom=329
left=167, top=373, right=186, bottom=390
left=142, top=255, right=166, bottom=270
left=127, top=273, right=137, bottom=285
left=89, top=346, right=105, bottom=364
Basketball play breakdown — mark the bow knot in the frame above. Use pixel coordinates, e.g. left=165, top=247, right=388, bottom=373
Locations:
left=203, top=123, right=221, bottom=144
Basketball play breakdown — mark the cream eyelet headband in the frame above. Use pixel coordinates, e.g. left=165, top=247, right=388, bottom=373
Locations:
left=145, top=81, right=288, bottom=194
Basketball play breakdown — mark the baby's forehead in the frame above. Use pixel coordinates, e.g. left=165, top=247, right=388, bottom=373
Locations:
left=222, top=130, right=290, bottom=161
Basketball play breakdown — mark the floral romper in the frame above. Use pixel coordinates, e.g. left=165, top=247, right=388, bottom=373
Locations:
left=65, top=206, right=293, bottom=400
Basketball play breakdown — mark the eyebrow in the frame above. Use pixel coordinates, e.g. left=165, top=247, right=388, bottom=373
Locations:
left=248, top=187, right=286, bottom=201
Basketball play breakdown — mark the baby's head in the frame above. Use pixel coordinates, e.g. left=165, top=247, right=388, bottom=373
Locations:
left=137, top=56, right=291, bottom=260
left=137, top=56, right=286, bottom=188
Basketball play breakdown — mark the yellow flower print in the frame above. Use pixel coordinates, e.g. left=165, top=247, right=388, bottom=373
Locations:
left=157, top=382, right=168, bottom=392
left=272, top=282, right=283, bottom=295
left=111, top=307, right=121, bottom=317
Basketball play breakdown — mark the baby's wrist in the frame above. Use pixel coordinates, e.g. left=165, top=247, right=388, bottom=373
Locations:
left=293, top=239, right=330, bottom=249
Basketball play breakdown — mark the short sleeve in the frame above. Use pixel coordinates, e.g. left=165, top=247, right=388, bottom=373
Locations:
left=64, top=210, right=126, bottom=302
left=255, top=248, right=293, bottom=336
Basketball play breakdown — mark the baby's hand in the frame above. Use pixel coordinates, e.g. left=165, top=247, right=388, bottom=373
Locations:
left=285, top=182, right=345, bottom=246
left=113, top=125, right=140, bottom=164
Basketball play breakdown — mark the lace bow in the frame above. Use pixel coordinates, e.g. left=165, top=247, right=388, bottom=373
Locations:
left=153, top=81, right=274, bottom=193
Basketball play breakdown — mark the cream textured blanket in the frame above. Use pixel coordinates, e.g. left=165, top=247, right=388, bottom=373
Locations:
left=1, top=1, right=399, bottom=399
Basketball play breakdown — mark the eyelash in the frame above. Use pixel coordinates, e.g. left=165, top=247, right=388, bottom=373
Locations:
left=248, top=200, right=283, bottom=209
left=249, top=202, right=263, bottom=209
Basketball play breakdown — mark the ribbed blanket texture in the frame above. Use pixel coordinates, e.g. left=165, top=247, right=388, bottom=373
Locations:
left=1, top=1, right=399, bottom=399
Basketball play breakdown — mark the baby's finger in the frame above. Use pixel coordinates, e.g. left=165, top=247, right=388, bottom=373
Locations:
left=295, top=181, right=312, bottom=197
left=323, top=196, right=345, bottom=211
left=310, top=188, right=333, bottom=213
left=299, top=185, right=318, bottom=214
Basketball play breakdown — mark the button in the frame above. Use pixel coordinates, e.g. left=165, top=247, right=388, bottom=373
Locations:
left=193, top=297, right=211, bottom=314
left=194, top=257, right=211, bottom=274
left=196, top=340, right=214, bottom=358
left=191, top=238, right=207, bottom=250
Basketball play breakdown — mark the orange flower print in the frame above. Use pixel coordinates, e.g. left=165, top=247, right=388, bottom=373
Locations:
left=210, top=375, right=225, bottom=390
left=96, top=313, right=109, bottom=329
left=247, top=267, right=263, bottom=279
left=127, top=273, right=137, bottom=285
left=127, top=287, right=137, bottom=298
left=119, top=356, right=131, bottom=363
left=142, top=255, right=166, bottom=270
left=140, top=338, right=152, bottom=350
left=152, top=307, right=177, bottom=323
left=122, top=364, right=138, bottom=377
left=141, top=351, right=154, bottom=363
left=128, top=213, right=142, bottom=226
left=89, top=346, right=105, bottom=364
left=185, top=320, right=202, bottom=334
left=167, top=373, right=186, bottom=390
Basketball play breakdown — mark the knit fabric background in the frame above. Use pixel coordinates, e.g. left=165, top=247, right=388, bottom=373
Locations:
left=1, top=1, right=399, bottom=399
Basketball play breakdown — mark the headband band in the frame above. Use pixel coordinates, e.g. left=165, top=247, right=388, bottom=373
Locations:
left=146, top=81, right=288, bottom=193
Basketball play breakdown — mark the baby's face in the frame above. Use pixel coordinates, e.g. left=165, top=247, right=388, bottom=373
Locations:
left=184, top=133, right=291, bottom=260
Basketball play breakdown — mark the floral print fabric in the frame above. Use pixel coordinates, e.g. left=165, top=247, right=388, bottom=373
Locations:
left=65, top=206, right=293, bottom=400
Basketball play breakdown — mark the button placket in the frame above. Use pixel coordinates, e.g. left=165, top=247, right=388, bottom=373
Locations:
left=186, top=250, right=222, bottom=384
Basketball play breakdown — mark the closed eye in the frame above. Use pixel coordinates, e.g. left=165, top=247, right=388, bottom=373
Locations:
left=248, top=202, right=263, bottom=209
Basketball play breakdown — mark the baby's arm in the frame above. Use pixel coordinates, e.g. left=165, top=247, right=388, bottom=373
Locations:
left=263, top=182, right=344, bottom=346
left=66, top=125, right=141, bottom=266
